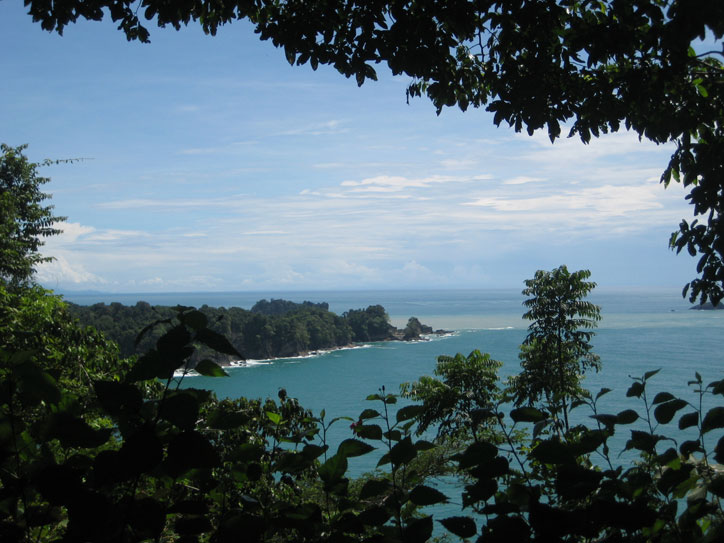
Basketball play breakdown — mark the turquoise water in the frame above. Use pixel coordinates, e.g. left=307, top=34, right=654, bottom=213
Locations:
left=65, top=287, right=722, bottom=458
left=64, top=288, right=722, bottom=526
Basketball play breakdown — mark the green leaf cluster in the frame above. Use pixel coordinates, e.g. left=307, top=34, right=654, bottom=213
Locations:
left=0, top=144, right=65, bottom=287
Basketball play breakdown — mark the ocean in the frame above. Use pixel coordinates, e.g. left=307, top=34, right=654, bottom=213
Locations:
left=63, top=287, right=722, bottom=462
left=63, top=287, right=723, bottom=525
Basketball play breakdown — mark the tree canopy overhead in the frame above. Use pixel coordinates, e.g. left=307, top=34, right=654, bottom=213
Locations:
left=23, top=0, right=724, bottom=302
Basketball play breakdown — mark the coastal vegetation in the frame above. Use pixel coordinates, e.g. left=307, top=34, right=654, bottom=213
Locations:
left=3, top=2, right=724, bottom=541
left=3, top=144, right=724, bottom=541
left=66, top=299, right=442, bottom=363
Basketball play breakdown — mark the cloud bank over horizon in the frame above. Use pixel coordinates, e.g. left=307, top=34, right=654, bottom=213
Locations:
left=2, top=3, right=698, bottom=294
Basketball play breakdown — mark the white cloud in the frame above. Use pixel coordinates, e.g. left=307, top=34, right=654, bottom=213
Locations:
left=240, top=230, right=289, bottom=236
left=35, top=254, right=107, bottom=286
left=85, top=229, right=150, bottom=242
left=519, top=130, right=670, bottom=166
left=97, top=197, right=247, bottom=210
left=275, top=119, right=347, bottom=137
left=503, top=176, right=545, bottom=185
left=439, top=158, right=478, bottom=170
left=464, top=183, right=664, bottom=216
left=179, top=140, right=258, bottom=155
left=57, top=221, right=95, bottom=242
left=338, top=174, right=471, bottom=193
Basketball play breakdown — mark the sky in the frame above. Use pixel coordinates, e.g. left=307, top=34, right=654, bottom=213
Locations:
left=1, top=2, right=701, bottom=293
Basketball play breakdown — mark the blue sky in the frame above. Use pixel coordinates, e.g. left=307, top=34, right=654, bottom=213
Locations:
left=1, top=2, right=699, bottom=293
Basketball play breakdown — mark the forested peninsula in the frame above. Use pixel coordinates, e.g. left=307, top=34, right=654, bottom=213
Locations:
left=67, top=298, right=446, bottom=364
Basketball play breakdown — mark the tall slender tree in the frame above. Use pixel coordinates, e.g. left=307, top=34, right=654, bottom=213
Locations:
left=0, top=144, right=65, bottom=287
left=510, top=266, right=601, bottom=431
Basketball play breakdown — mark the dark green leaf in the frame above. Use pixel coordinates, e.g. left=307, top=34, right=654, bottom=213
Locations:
left=128, top=497, right=165, bottom=538
left=409, top=485, right=448, bottom=506
left=35, top=464, right=83, bottom=504
left=710, top=380, right=724, bottom=396
left=195, top=327, right=242, bottom=357
left=626, top=382, right=645, bottom=398
left=376, top=452, right=391, bottom=467
left=44, top=412, right=111, bottom=448
left=680, top=439, right=703, bottom=457
left=555, top=464, right=603, bottom=500
left=463, top=478, right=497, bottom=506
left=318, top=453, right=347, bottom=484
left=94, top=380, right=142, bottom=416
left=356, top=424, right=382, bottom=440
left=657, top=464, right=694, bottom=494
left=595, top=387, right=612, bottom=400
left=702, top=406, right=724, bottom=434
left=165, top=431, right=220, bottom=477
left=174, top=515, right=213, bottom=535
left=217, top=513, right=265, bottom=542
left=134, top=317, right=171, bottom=348
left=484, top=515, right=530, bottom=540
left=358, top=506, right=390, bottom=526
left=302, top=444, right=327, bottom=460
left=531, top=439, right=576, bottom=465
left=266, top=411, right=281, bottom=425
left=180, top=309, right=208, bottom=331
left=470, top=408, right=496, bottom=423
left=169, top=500, right=209, bottom=515
left=194, top=359, right=229, bottom=377
left=414, top=440, right=435, bottom=451
left=439, top=516, right=477, bottom=538
left=652, top=392, right=676, bottom=405
left=359, top=479, right=391, bottom=499
left=157, top=324, right=191, bottom=354
left=655, top=447, right=678, bottom=466
left=389, top=436, right=417, bottom=466
left=455, top=440, right=498, bottom=469
left=510, top=406, right=546, bottom=423
left=625, top=430, right=663, bottom=453
left=358, top=408, right=380, bottom=420
left=404, top=515, right=432, bottom=543
left=15, top=361, right=60, bottom=405
left=115, top=428, right=164, bottom=479
left=679, top=439, right=704, bottom=457
left=709, top=475, right=724, bottom=498
left=126, top=350, right=162, bottom=382
left=654, top=399, right=688, bottom=424
left=396, top=404, right=424, bottom=423
left=714, top=435, right=724, bottom=464
left=616, top=409, right=639, bottom=424
left=643, top=369, right=661, bottom=381
left=591, top=414, right=617, bottom=427
left=206, top=409, right=249, bottom=430
left=159, top=391, right=199, bottom=430
left=573, top=429, right=607, bottom=455
left=470, top=456, right=509, bottom=479
left=384, top=429, right=402, bottom=442
left=337, top=438, right=375, bottom=458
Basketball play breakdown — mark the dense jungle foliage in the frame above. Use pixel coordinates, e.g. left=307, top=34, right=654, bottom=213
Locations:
left=66, top=300, right=436, bottom=363
left=4, top=1, right=724, bottom=540
left=1, top=147, right=722, bottom=540
left=3, top=278, right=724, bottom=543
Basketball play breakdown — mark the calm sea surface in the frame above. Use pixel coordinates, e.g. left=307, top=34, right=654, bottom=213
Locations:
left=65, top=288, right=723, bottom=503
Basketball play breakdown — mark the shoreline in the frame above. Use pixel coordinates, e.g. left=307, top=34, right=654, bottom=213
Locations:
left=179, top=331, right=456, bottom=376
left=216, top=329, right=454, bottom=367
